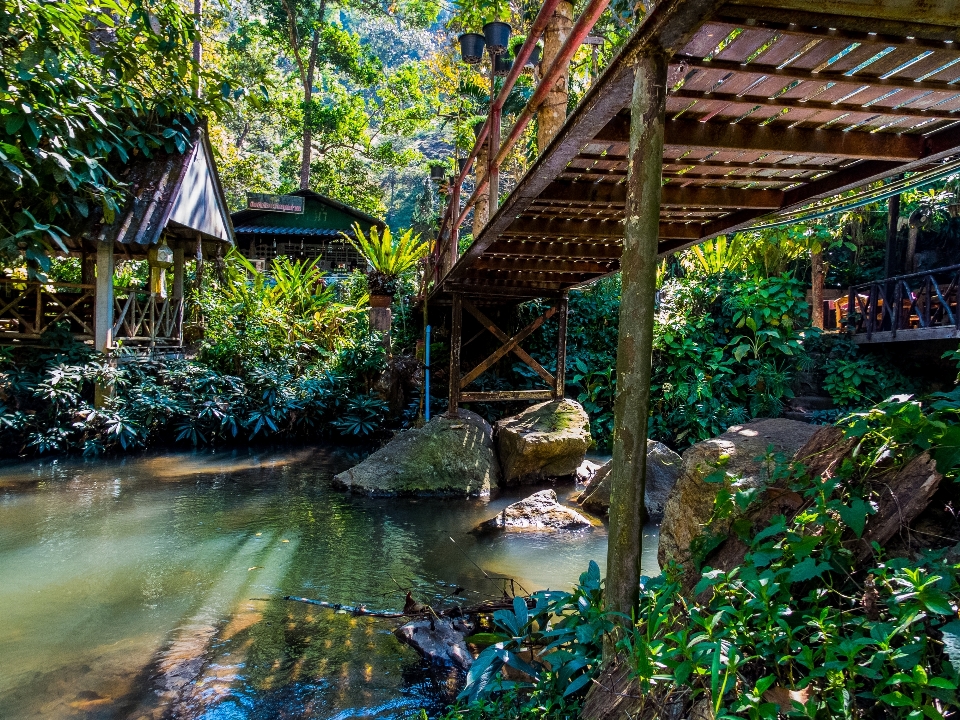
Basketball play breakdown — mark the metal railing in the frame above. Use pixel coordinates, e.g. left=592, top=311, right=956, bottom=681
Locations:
left=845, top=264, right=960, bottom=340
left=430, top=0, right=610, bottom=290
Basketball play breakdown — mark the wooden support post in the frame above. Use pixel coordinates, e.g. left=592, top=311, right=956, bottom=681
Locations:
left=811, top=250, right=825, bottom=330
left=606, top=51, right=668, bottom=620
left=473, top=143, right=489, bottom=236
left=447, top=293, right=462, bottom=417
left=94, top=241, right=114, bottom=353
left=450, top=181, right=461, bottom=268
left=172, top=243, right=185, bottom=301
left=883, top=192, right=901, bottom=331
left=554, top=294, right=568, bottom=399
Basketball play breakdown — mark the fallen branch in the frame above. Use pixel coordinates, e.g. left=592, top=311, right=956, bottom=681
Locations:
left=282, top=595, right=534, bottom=619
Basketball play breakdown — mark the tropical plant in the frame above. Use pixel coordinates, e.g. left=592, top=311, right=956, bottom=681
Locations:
left=342, top=222, right=428, bottom=296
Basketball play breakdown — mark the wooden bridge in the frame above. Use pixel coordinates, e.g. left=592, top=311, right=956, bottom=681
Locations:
left=428, top=0, right=960, bottom=612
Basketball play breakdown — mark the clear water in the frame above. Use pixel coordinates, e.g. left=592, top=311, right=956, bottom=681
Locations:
left=0, top=446, right=660, bottom=720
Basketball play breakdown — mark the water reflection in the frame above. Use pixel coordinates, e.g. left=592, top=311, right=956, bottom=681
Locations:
left=0, top=446, right=659, bottom=719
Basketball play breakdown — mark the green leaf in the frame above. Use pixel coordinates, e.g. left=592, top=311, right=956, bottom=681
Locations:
left=787, top=556, right=831, bottom=582
left=837, top=497, right=871, bottom=538
left=464, top=633, right=506, bottom=647
left=919, top=588, right=954, bottom=616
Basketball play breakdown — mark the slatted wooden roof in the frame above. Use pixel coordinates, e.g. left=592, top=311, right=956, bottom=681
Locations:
left=437, top=0, right=960, bottom=300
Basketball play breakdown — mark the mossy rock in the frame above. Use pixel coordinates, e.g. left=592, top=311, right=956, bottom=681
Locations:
left=332, top=410, right=498, bottom=497
left=496, top=399, right=592, bottom=485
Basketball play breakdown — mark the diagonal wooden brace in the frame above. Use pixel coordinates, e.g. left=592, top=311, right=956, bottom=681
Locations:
left=462, top=298, right=556, bottom=388
left=459, top=302, right=557, bottom=390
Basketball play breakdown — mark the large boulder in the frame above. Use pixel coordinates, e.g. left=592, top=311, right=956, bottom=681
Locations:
left=476, top=489, right=595, bottom=533
left=496, top=399, right=592, bottom=484
left=577, top=441, right=682, bottom=521
left=332, top=409, right=498, bottom=496
left=657, top=419, right=818, bottom=580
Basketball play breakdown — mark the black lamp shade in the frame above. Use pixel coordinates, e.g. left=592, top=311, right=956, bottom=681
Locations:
left=458, top=33, right=485, bottom=64
left=483, top=22, right=511, bottom=55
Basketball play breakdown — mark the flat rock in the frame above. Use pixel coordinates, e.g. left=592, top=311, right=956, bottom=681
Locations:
left=332, top=409, right=498, bottom=496
left=578, top=441, right=682, bottom=521
left=496, top=400, right=592, bottom=485
left=476, top=489, right=594, bottom=533
left=395, top=618, right=474, bottom=670
left=657, top=419, right=818, bottom=582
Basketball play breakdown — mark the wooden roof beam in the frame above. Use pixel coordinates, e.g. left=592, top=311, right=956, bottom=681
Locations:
left=670, top=88, right=960, bottom=121
left=717, top=4, right=960, bottom=45
left=575, top=152, right=854, bottom=173
left=675, top=56, right=960, bottom=97
left=536, top=180, right=785, bottom=208
left=473, top=258, right=616, bottom=273
left=596, top=116, right=924, bottom=160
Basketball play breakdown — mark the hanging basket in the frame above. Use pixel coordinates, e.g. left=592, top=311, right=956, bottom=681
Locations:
left=457, top=157, right=468, bottom=173
left=429, top=164, right=446, bottom=181
left=483, top=22, right=511, bottom=55
left=458, top=33, right=486, bottom=64
left=493, top=53, right=513, bottom=77
left=523, top=43, right=542, bottom=67
left=473, top=120, right=485, bottom=138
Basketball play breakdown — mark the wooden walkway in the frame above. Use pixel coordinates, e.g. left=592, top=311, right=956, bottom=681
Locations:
left=432, top=0, right=960, bottom=301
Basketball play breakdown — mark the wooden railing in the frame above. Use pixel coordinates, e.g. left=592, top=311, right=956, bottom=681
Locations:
left=0, top=279, right=95, bottom=338
left=845, top=264, right=960, bottom=340
left=0, top=279, right=182, bottom=346
left=113, top=288, right=183, bottom=346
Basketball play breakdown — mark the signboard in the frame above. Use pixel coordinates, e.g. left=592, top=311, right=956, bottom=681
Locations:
left=246, top=193, right=304, bottom=214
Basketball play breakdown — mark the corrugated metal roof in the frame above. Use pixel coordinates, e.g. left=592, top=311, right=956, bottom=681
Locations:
left=233, top=226, right=347, bottom=237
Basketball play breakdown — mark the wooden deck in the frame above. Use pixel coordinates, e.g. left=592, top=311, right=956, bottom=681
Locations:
left=432, top=0, right=960, bottom=301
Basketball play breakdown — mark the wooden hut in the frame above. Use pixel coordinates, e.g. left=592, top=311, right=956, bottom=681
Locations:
left=0, top=127, right=233, bottom=352
left=231, top=190, right=384, bottom=276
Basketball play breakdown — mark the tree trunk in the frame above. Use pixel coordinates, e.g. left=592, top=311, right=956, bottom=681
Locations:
left=537, top=1, right=574, bottom=153
left=606, top=51, right=668, bottom=623
left=473, top=143, right=489, bottom=236
left=811, top=250, right=824, bottom=329
left=300, top=27, right=320, bottom=190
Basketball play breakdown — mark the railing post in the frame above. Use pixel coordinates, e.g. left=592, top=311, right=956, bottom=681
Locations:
left=447, top=292, right=462, bottom=417
left=607, top=50, right=668, bottom=622
left=892, top=278, right=902, bottom=338
left=488, top=66, right=501, bottom=215
left=848, top=285, right=856, bottom=333
left=450, top=182, right=460, bottom=269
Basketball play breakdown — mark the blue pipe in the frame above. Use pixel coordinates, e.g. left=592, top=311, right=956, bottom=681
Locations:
left=425, top=325, right=431, bottom=422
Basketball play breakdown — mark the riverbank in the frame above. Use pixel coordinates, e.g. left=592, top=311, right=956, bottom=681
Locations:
left=0, top=445, right=655, bottom=720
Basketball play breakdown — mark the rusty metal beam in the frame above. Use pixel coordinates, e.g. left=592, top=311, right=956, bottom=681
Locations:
left=670, top=88, right=960, bottom=121
left=596, top=116, right=924, bottom=160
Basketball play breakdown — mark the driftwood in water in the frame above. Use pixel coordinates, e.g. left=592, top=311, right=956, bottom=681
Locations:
left=283, top=594, right=532, bottom=619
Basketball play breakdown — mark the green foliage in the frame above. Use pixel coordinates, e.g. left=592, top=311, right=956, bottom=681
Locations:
left=441, top=562, right=608, bottom=720
left=343, top=222, right=427, bottom=295
left=1, top=0, right=232, bottom=275
left=615, top=397, right=960, bottom=719
left=650, top=272, right=810, bottom=446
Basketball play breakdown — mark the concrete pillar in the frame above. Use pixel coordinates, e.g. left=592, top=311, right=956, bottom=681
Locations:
left=94, top=241, right=114, bottom=353
left=606, top=52, right=669, bottom=619
left=537, top=0, right=574, bottom=153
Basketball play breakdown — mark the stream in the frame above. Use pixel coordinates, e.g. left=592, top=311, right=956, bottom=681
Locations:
left=0, top=445, right=659, bottom=720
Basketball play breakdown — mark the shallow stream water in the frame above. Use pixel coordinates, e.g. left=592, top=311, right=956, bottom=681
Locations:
left=0, top=445, right=659, bottom=720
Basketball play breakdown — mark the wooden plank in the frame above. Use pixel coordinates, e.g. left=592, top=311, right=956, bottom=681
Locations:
left=670, top=88, right=960, bottom=122
left=460, top=390, right=556, bottom=402
left=675, top=56, right=960, bottom=97
left=852, top=325, right=960, bottom=343
left=462, top=298, right=556, bottom=388
left=459, top=304, right=558, bottom=389
left=487, top=240, right=623, bottom=259
left=537, top=180, right=786, bottom=208
left=596, top=116, right=925, bottom=161
left=473, top=258, right=615, bottom=273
